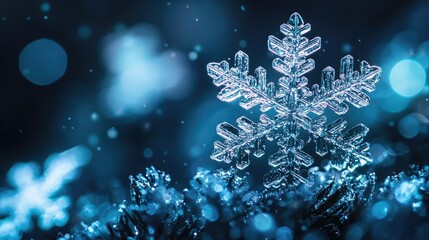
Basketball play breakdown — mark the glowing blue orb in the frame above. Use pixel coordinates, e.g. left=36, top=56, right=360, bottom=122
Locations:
left=201, top=204, right=219, bottom=222
left=188, top=51, right=198, bottom=61
left=239, top=39, right=247, bottom=48
left=342, top=43, right=352, bottom=53
left=346, top=224, right=364, bottom=240
left=398, top=114, right=420, bottom=139
left=143, top=148, right=153, bottom=158
left=90, top=112, right=99, bottom=121
left=107, top=127, right=118, bottom=139
left=379, top=94, right=410, bottom=113
left=389, top=60, right=426, bottom=97
left=276, top=227, right=293, bottom=240
left=371, top=201, right=389, bottom=219
left=77, top=25, right=93, bottom=39
left=394, top=181, right=417, bottom=204
left=87, top=134, right=99, bottom=146
left=253, top=213, right=274, bottom=232
left=19, top=39, right=67, bottom=86
left=40, top=2, right=51, bottom=12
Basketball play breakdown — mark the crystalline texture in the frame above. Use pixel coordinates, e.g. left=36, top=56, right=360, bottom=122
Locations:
left=207, top=12, right=381, bottom=189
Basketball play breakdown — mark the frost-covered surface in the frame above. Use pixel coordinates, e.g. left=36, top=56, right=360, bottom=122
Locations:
left=0, top=146, right=91, bottom=239
left=207, top=12, right=382, bottom=188
left=66, top=166, right=377, bottom=239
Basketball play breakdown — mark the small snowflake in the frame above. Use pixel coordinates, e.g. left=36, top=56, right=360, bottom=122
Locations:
left=0, top=146, right=91, bottom=238
left=207, top=13, right=382, bottom=188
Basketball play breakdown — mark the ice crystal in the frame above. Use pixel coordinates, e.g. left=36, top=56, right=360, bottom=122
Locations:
left=0, top=146, right=91, bottom=239
left=68, top=166, right=376, bottom=239
left=303, top=172, right=376, bottom=237
left=379, top=165, right=429, bottom=216
left=207, top=12, right=382, bottom=188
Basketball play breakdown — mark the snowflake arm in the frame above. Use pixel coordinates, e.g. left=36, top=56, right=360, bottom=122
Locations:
left=207, top=51, right=289, bottom=114
left=299, top=56, right=382, bottom=116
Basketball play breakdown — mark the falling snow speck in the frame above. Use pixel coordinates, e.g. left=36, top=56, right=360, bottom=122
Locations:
left=77, top=25, right=93, bottom=39
left=107, top=127, right=118, bottom=139
left=144, top=148, right=154, bottom=158
left=239, top=39, right=247, bottom=48
left=342, top=43, right=352, bottom=53
left=40, top=2, right=51, bottom=12
left=87, top=134, right=99, bottom=146
left=90, top=112, right=99, bottom=121
left=188, top=51, right=198, bottom=61
left=194, top=44, right=202, bottom=52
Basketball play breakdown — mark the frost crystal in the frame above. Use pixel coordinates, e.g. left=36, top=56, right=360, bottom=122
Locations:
left=0, top=146, right=91, bottom=239
left=207, top=12, right=381, bottom=188
left=67, top=166, right=377, bottom=239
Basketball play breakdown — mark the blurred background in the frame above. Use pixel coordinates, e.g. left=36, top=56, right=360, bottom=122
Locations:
left=0, top=0, right=428, bottom=238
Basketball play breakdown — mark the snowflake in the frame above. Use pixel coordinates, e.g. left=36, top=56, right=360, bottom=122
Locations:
left=0, top=146, right=91, bottom=238
left=207, top=12, right=382, bottom=188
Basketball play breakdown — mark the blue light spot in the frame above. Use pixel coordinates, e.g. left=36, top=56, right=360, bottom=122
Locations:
left=342, top=43, right=352, bottom=53
left=87, top=134, right=99, bottom=146
left=370, top=143, right=388, bottom=164
left=19, top=39, right=68, bottom=86
left=379, top=93, right=410, bottom=113
left=398, top=114, right=420, bottom=138
left=107, top=127, right=118, bottom=139
left=346, top=224, right=364, bottom=240
left=201, top=204, right=219, bottom=222
left=40, top=2, right=51, bottom=13
left=143, top=148, right=153, bottom=158
left=390, top=60, right=426, bottom=97
left=416, top=41, right=429, bottom=69
left=193, top=44, right=202, bottom=52
left=90, top=112, right=99, bottom=121
left=253, top=213, right=274, bottom=232
left=188, top=51, right=198, bottom=61
left=239, top=39, right=247, bottom=48
left=276, top=226, right=293, bottom=240
left=229, top=227, right=241, bottom=239
left=77, top=25, right=93, bottom=39
left=371, top=201, right=389, bottom=220
left=394, top=181, right=417, bottom=204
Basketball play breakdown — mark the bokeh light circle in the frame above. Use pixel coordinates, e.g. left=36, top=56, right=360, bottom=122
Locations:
left=398, top=114, right=421, bottom=139
left=389, top=60, right=426, bottom=97
left=253, top=213, right=274, bottom=232
left=371, top=201, right=389, bottom=220
left=19, top=39, right=68, bottom=86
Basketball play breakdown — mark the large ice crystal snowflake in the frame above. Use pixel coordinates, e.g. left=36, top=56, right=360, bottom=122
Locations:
left=207, top=13, right=382, bottom=188
left=0, top=146, right=91, bottom=238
